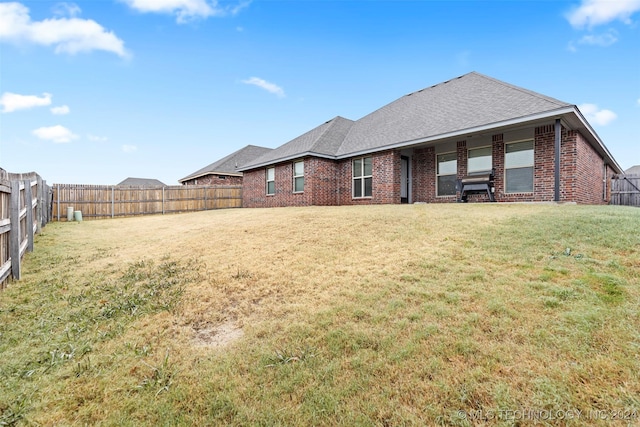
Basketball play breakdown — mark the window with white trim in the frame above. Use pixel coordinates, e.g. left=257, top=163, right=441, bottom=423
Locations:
left=293, top=161, right=304, bottom=193
left=266, top=167, right=275, bottom=195
left=468, top=146, right=492, bottom=174
left=437, top=152, right=457, bottom=196
left=353, top=157, right=372, bottom=198
left=505, top=140, right=534, bottom=193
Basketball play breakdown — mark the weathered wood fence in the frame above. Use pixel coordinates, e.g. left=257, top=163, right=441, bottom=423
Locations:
left=52, top=184, right=242, bottom=220
left=611, top=174, right=640, bottom=207
left=0, top=170, right=52, bottom=288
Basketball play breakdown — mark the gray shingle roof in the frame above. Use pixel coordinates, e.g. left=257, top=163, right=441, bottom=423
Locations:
left=179, top=145, right=272, bottom=182
left=238, top=72, right=576, bottom=171
left=336, top=72, right=571, bottom=156
left=117, top=177, right=167, bottom=187
left=243, top=116, right=354, bottom=169
left=625, top=165, right=640, bottom=176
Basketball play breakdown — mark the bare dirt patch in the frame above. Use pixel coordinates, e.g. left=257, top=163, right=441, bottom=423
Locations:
left=191, top=321, right=243, bottom=348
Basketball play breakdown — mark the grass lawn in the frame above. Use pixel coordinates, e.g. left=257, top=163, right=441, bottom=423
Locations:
left=1, top=204, right=639, bottom=426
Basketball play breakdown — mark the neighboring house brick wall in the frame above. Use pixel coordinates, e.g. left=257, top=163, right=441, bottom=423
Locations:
left=182, top=174, right=242, bottom=186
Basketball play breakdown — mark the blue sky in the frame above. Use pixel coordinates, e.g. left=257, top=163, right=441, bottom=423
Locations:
left=1, top=0, right=638, bottom=185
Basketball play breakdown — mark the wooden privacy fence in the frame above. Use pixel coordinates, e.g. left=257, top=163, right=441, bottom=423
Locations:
left=0, top=170, right=52, bottom=288
left=52, top=184, right=242, bottom=220
left=611, top=174, right=640, bottom=207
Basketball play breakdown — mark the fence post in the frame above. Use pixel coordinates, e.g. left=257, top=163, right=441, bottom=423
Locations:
left=24, top=180, right=34, bottom=252
left=36, top=175, right=43, bottom=233
left=162, top=187, right=165, bottom=215
left=10, top=180, right=21, bottom=280
left=112, top=186, right=115, bottom=218
left=57, top=184, right=60, bottom=222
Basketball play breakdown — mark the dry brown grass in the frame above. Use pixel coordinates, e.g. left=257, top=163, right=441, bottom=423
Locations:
left=1, top=204, right=639, bottom=426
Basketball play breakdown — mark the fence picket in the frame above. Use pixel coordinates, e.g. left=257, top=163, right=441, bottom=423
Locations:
left=611, top=175, right=640, bottom=207
left=0, top=171, right=51, bottom=288
left=51, top=184, right=242, bottom=220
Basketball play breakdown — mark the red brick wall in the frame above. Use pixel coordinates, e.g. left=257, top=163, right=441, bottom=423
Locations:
left=182, top=174, right=242, bottom=186
left=243, top=151, right=403, bottom=208
left=242, top=161, right=312, bottom=208
left=572, top=131, right=609, bottom=204
left=242, top=122, right=613, bottom=208
left=412, top=146, right=435, bottom=203
left=337, top=150, right=401, bottom=205
left=308, top=157, right=339, bottom=206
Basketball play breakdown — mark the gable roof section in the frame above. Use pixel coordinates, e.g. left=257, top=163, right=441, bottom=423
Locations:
left=242, top=116, right=354, bottom=169
left=118, top=177, right=167, bottom=187
left=238, top=72, right=621, bottom=173
left=179, top=144, right=272, bottom=183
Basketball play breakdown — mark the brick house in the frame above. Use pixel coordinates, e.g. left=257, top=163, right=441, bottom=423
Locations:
left=180, top=144, right=272, bottom=186
left=237, top=72, right=622, bottom=207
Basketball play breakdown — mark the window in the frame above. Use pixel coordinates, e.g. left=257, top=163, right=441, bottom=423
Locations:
left=353, top=157, right=372, bottom=198
left=266, top=167, right=275, bottom=195
left=468, top=146, right=492, bottom=174
left=505, top=140, right=534, bottom=193
left=293, top=161, right=304, bottom=193
left=217, top=175, right=227, bottom=180
left=437, top=152, right=457, bottom=196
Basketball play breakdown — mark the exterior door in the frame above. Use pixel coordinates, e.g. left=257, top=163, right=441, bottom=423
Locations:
left=401, top=156, right=409, bottom=203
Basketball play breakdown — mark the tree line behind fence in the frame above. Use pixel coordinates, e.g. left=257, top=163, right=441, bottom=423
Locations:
left=611, top=174, right=640, bottom=207
left=52, top=184, right=242, bottom=221
left=0, top=170, right=52, bottom=288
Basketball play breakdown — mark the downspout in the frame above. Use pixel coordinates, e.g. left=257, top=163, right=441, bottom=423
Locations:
left=554, top=119, right=561, bottom=202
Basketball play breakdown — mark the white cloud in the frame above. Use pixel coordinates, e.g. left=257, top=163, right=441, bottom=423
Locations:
left=637, top=98, right=640, bottom=105
left=567, top=0, right=640, bottom=28
left=0, top=2, right=129, bottom=57
left=121, top=0, right=250, bottom=23
left=51, top=105, right=70, bottom=115
left=578, top=103, right=618, bottom=126
left=578, top=30, right=618, bottom=46
left=52, top=3, right=82, bottom=18
left=122, top=144, right=138, bottom=153
left=242, top=77, right=285, bottom=98
left=0, top=91, right=52, bottom=112
left=32, top=125, right=78, bottom=143
left=87, top=134, right=108, bottom=142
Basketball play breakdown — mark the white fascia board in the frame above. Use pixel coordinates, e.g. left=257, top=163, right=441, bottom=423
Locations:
left=237, top=152, right=335, bottom=172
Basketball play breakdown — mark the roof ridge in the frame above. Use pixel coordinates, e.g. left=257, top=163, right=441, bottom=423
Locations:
left=469, top=71, right=570, bottom=107
left=308, top=116, right=352, bottom=155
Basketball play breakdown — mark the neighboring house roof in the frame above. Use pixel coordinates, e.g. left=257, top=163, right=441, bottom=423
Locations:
left=239, top=72, right=622, bottom=173
left=625, top=165, right=640, bottom=176
left=179, top=144, right=272, bottom=183
left=118, top=177, right=167, bottom=186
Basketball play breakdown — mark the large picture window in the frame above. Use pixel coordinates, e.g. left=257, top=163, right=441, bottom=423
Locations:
left=468, top=146, right=492, bottom=174
left=353, top=157, right=372, bottom=198
left=266, top=167, right=275, bottom=195
left=293, top=161, right=304, bottom=193
left=505, top=140, right=534, bottom=193
left=437, top=152, right=457, bottom=196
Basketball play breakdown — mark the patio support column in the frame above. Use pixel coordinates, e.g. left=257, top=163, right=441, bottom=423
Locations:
left=554, top=118, right=561, bottom=202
